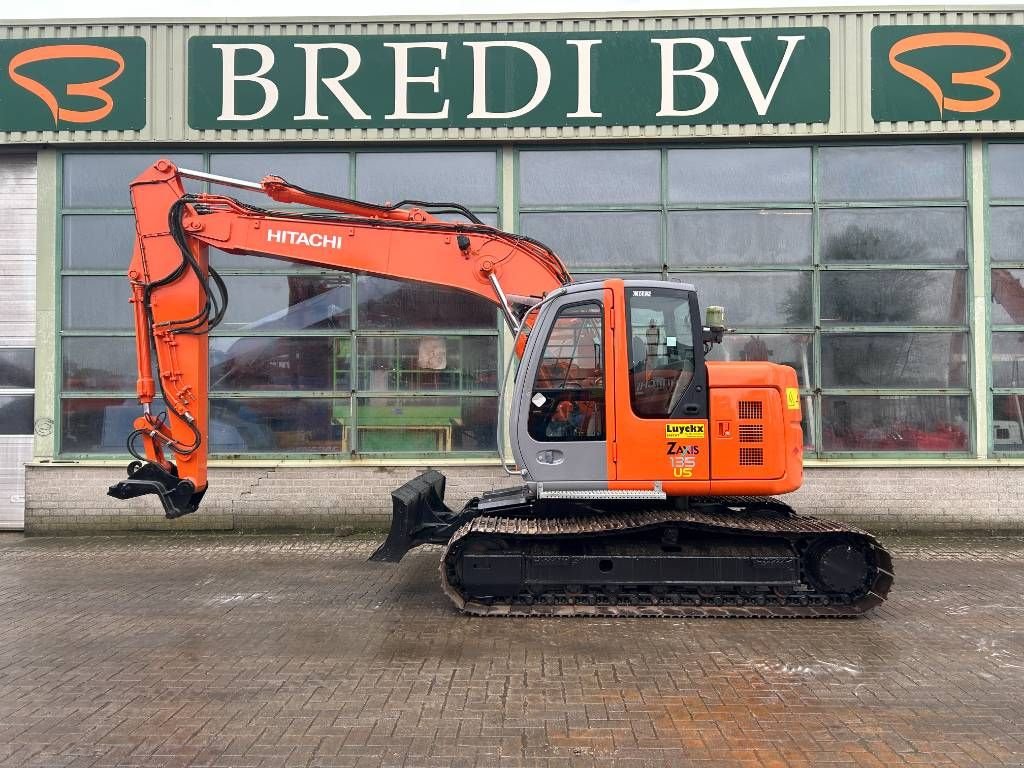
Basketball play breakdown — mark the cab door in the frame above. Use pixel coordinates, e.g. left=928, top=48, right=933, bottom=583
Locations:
left=612, top=283, right=711, bottom=493
left=511, top=288, right=610, bottom=486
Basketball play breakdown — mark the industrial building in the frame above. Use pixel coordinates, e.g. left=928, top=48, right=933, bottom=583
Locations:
left=2, top=8, right=1023, bottom=532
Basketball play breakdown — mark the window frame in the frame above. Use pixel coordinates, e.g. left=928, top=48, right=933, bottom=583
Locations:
left=526, top=299, right=607, bottom=443
left=985, top=141, right=1024, bottom=456
left=0, top=347, right=34, bottom=437
left=515, top=141, right=973, bottom=458
left=56, top=148, right=504, bottom=459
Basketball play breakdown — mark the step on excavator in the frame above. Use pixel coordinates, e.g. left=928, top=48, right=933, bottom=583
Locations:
left=108, top=160, right=894, bottom=617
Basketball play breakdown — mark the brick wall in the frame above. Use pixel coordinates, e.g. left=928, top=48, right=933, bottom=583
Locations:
left=23, top=463, right=1024, bottom=534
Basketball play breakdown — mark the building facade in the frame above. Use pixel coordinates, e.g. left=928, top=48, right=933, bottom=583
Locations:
left=3, top=9, right=1024, bottom=532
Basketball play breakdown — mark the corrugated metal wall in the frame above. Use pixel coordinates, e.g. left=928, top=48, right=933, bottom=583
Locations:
left=0, top=154, right=36, bottom=530
left=0, top=156, right=36, bottom=342
left=1, top=9, right=1023, bottom=145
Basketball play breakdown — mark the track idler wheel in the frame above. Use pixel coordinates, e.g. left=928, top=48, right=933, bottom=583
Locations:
left=806, top=538, right=874, bottom=595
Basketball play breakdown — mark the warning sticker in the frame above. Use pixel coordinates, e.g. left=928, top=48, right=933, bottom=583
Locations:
left=665, top=422, right=706, bottom=440
left=786, top=387, right=801, bottom=410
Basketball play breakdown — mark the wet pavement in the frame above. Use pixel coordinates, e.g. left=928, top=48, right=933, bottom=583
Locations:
left=0, top=532, right=1022, bottom=767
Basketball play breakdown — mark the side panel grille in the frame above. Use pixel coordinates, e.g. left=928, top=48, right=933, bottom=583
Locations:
left=738, top=424, right=763, bottom=443
left=737, top=400, right=762, bottom=420
left=739, top=447, right=764, bottom=466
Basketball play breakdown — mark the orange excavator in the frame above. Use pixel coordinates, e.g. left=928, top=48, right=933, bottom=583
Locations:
left=108, top=160, right=893, bottom=617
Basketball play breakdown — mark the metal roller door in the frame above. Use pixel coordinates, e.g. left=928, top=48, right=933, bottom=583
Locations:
left=0, top=154, right=36, bottom=530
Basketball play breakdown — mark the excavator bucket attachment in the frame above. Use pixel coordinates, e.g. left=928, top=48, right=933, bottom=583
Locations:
left=108, top=461, right=206, bottom=519
left=369, top=470, right=461, bottom=562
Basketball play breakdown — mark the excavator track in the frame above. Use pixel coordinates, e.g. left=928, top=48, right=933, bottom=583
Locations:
left=439, top=499, right=894, bottom=618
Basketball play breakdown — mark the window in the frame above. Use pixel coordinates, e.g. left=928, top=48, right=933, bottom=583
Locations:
left=0, top=348, right=34, bottom=436
left=627, top=290, right=696, bottom=418
left=518, top=143, right=970, bottom=455
left=58, top=150, right=502, bottom=456
left=527, top=303, right=605, bottom=442
left=987, top=143, right=1024, bottom=453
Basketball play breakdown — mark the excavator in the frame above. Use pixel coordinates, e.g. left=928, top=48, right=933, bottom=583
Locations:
left=108, top=159, right=893, bottom=617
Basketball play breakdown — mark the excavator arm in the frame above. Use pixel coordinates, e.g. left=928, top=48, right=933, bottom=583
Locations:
left=108, top=159, right=570, bottom=518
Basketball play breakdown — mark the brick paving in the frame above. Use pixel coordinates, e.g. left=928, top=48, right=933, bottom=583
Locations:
left=0, top=531, right=1022, bottom=767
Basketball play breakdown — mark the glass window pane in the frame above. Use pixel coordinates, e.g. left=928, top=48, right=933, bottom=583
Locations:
left=519, top=212, right=661, bottom=269
left=61, top=397, right=151, bottom=453
left=62, top=215, right=136, bottom=270
left=210, top=153, right=348, bottom=207
left=219, top=274, right=352, bottom=332
left=626, top=293, right=692, bottom=420
left=0, top=395, right=33, bottom=435
left=801, top=402, right=815, bottom=451
left=529, top=303, right=605, bottom=440
left=355, top=396, right=497, bottom=452
left=707, top=334, right=813, bottom=388
left=668, top=210, right=811, bottom=266
left=575, top=272, right=664, bottom=282
left=63, top=153, right=203, bottom=208
left=62, top=338, right=140, bottom=392
left=992, top=332, right=1024, bottom=388
left=822, top=270, right=966, bottom=325
left=0, top=348, right=33, bottom=388
left=437, top=212, right=498, bottom=227
left=989, top=144, right=1024, bottom=200
left=990, top=207, right=1024, bottom=264
left=667, top=147, right=811, bottom=203
left=819, top=145, right=965, bottom=202
left=356, top=152, right=497, bottom=207
left=211, top=337, right=348, bottom=392
left=210, top=397, right=348, bottom=453
left=356, top=336, right=497, bottom=392
left=62, top=276, right=132, bottom=330
left=992, top=395, right=1024, bottom=451
left=519, top=149, right=660, bottom=206
left=358, top=276, right=496, bottom=330
left=822, top=333, right=968, bottom=388
left=821, top=208, right=966, bottom=264
left=822, top=395, right=969, bottom=452
left=669, top=272, right=811, bottom=327
left=992, top=269, right=1024, bottom=324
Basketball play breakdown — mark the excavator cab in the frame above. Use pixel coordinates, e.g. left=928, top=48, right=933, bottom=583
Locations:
left=509, top=279, right=711, bottom=494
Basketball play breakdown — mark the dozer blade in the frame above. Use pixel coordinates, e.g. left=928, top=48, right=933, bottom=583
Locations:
left=107, top=460, right=206, bottom=519
left=368, top=470, right=466, bottom=562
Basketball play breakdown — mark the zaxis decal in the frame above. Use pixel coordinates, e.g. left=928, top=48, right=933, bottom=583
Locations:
left=0, top=37, right=145, bottom=131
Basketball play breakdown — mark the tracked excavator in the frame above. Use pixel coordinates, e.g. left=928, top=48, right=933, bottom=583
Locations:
left=108, top=159, right=893, bottom=617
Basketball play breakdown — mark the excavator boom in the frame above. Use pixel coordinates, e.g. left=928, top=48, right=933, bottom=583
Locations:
left=108, top=159, right=569, bottom=517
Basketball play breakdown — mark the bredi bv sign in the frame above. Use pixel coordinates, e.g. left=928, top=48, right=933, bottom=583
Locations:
left=17, top=25, right=1024, bottom=132
left=186, top=30, right=830, bottom=129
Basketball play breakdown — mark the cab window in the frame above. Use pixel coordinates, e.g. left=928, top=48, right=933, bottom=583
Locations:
left=528, top=302, right=605, bottom=441
left=628, top=290, right=695, bottom=417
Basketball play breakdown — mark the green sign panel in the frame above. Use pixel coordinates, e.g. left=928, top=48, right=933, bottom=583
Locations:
left=188, top=29, right=829, bottom=130
left=873, top=25, right=1024, bottom=121
left=0, top=37, right=146, bottom=131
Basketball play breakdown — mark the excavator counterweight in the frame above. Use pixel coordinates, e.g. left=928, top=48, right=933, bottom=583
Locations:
left=108, top=160, right=893, bottom=617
